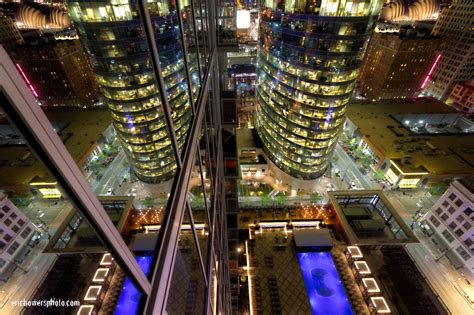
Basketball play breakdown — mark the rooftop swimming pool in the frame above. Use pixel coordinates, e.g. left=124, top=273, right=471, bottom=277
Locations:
left=298, top=252, right=353, bottom=315
left=114, top=255, right=152, bottom=315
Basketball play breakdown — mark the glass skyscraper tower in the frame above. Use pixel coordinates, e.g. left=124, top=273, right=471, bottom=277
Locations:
left=256, top=0, right=382, bottom=179
left=67, top=1, right=201, bottom=183
left=1, top=0, right=230, bottom=312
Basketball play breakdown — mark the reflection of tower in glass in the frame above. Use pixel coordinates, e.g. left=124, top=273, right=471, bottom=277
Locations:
left=256, top=1, right=382, bottom=179
left=67, top=1, right=199, bottom=183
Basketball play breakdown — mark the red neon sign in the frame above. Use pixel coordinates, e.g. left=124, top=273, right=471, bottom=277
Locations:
left=421, top=54, right=442, bottom=89
left=16, top=63, right=39, bottom=97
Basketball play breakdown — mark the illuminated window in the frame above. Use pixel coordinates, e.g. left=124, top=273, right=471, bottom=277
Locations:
left=398, top=178, right=420, bottom=188
left=236, top=10, right=251, bottom=29
left=38, top=188, right=62, bottom=199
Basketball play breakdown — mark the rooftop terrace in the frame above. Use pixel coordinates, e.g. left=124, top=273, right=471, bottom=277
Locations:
left=0, top=108, right=111, bottom=186
left=328, top=191, right=418, bottom=246
left=347, top=98, right=474, bottom=176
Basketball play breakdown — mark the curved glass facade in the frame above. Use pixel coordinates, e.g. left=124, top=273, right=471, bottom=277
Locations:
left=256, top=0, right=382, bottom=179
left=67, top=0, right=200, bottom=183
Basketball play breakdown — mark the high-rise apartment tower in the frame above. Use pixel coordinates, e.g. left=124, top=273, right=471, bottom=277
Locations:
left=256, top=0, right=382, bottom=179
left=67, top=1, right=200, bottom=183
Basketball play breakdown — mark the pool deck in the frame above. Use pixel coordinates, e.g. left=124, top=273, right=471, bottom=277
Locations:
left=331, top=247, right=370, bottom=315
left=247, top=229, right=312, bottom=314
left=247, top=228, right=370, bottom=314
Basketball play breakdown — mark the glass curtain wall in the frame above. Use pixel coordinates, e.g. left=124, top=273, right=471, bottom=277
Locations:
left=256, top=0, right=382, bottom=179
left=67, top=0, right=201, bottom=183
left=0, top=0, right=227, bottom=314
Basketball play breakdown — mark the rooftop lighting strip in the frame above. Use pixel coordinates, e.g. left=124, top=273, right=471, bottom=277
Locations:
left=347, top=246, right=363, bottom=258
left=77, top=305, right=94, bottom=315
left=93, top=268, right=110, bottom=282
left=213, top=262, right=218, bottom=315
left=362, top=278, right=381, bottom=293
left=259, top=222, right=287, bottom=228
left=100, top=253, right=113, bottom=266
left=354, top=261, right=372, bottom=274
left=15, top=63, right=39, bottom=97
left=84, top=285, right=102, bottom=301
left=421, top=53, right=442, bottom=89
left=370, top=297, right=391, bottom=313
left=391, top=160, right=429, bottom=176
left=292, top=221, right=320, bottom=227
left=144, top=223, right=205, bottom=232
left=82, top=255, right=113, bottom=311
left=245, top=240, right=254, bottom=315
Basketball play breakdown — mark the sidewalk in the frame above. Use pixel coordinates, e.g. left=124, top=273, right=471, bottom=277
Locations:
left=389, top=196, right=474, bottom=313
left=412, top=228, right=474, bottom=305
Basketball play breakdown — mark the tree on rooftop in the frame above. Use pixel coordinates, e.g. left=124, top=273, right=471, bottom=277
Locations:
left=348, top=138, right=357, bottom=150
left=275, top=193, right=287, bottom=206
left=261, top=194, right=272, bottom=208
left=374, top=169, right=385, bottom=181
left=10, top=193, right=31, bottom=207
left=142, top=196, right=154, bottom=207
left=310, top=192, right=323, bottom=204
left=362, top=155, right=371, bottom=167
left=192, top=195, right=205, bottom=209
left=355, top=146, right=364, bottom=158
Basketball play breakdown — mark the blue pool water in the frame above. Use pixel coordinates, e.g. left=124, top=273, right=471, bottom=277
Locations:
left=297, top=252, right=353, bottom=315
left=114, top=255, right=152, bottom=315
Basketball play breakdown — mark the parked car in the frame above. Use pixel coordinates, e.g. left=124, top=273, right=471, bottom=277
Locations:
left=359, top=167, right=367, bottom=175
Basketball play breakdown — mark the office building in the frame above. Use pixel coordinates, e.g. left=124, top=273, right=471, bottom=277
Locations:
left=344, top=98, right=474, bottom=189
left=255, top=0, right=383, bottom=180
left=0, top=14, right=24, bottom=47
left=358, top=26, right=442, bottom=100
left=447, top=81, right=474, bottom=117
left=67, top=1, right=201, bottom=184
left=0, top=192, right=37, bottom=281
left=422, top=176, right=473, bottom=274
left=422, top=0, right=474, bottom=101
left=8, top=35, right=99, bottom=107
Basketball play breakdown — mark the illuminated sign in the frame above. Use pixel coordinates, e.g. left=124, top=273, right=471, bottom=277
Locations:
left=384, top=168, right=398, bottom=184
left=38, top=188, right=62, bottom=199
left=16, top=63, right=39, bottom=97
left=237, top=10, right=251, bottom=29
left=421, top=54, right=442, bottom=89
left=399, top=178, right=420, bottom=188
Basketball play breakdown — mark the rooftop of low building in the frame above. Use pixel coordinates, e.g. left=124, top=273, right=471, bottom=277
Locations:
left=347, top=98, right=474, bottom=176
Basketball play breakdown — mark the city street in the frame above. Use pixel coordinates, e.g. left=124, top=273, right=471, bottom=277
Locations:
left=406, top=234, right=474, bottom=314
left=0, top=149, right=128, bottom=313
left=0, top=202, right=72, bottom=314
left=389, top=195, right=474, bottom=314
left=261, top=141, right=474, bottom=313
left=0, top=121, right=468, bottom=315
left=333, top=144, right=377, bottom=190
left=90, top=149, right=130, bottom=196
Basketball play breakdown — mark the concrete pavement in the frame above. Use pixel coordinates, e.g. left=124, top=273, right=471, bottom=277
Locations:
left=388, top=193, right=474, bottom=314
left=333, top=144, right=377, bottom=189
left=0, top=200, right=72, bottom=314
left=406, top=239, right=474, bottom=314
